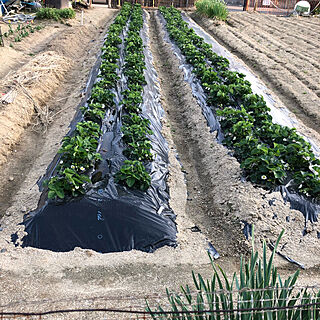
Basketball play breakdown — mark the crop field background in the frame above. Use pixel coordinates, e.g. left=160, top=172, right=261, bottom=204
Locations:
left=191, top=12, right=320, bottom=133
left=0, top=2, right=320, bottom=318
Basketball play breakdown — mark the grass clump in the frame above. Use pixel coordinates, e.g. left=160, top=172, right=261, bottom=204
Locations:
left=36, top=8, right=76, bottom=21
left=147, top=229, right=320, bottom=319
left=196, top=0, right=229, bottom=20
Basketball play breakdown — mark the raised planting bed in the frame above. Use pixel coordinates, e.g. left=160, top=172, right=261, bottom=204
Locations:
left=159, top=6, right=320, bottom=223
left=17, top=3, right=176, bottom=253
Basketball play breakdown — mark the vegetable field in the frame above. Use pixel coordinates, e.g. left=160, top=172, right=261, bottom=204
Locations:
left=0, top=5, right=320, bottom=317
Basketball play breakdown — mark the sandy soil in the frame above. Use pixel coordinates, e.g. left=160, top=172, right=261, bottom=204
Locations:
left=190, top=12, right=320, bottom=134
left=0, top=8, right=320, bottom=318
left=0, top=7, right=118, bottom=216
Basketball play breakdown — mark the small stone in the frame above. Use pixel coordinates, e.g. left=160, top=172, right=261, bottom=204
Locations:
left=305, top=224, right=313, bottom=234
left=21, top=207, right=27, bottom=213
left=8, top=176, right=14, bottom=181
left=5, top=211, right=11, bottom=217
left=190, top=226, right=201, bottom=232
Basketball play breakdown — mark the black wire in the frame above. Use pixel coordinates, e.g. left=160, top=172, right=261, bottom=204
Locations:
left=1, top=301, right=320, bottom=317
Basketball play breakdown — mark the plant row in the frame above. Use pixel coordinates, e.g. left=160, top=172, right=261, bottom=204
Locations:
left=36, top=8, right=76, bottom=21
left=46, top=3, right=132, bottom=200
left=115, top=4, right=153, bottom=191
left=3, top=23, right=44, bottom=43
left=195, top=0, right=229, bottom=21
left=160, top=6, right=320, bottom=201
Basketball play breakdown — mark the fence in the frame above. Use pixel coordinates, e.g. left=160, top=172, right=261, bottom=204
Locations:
left=94, top=0, right=320, bottom=13
left=1, top=286, right=320, bottom=319
left=93, top=0, right=195, bottom=8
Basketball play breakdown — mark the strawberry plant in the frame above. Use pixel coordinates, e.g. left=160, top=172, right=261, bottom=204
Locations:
left=90, top=85, right=115, bottom=106
left=122, top=123, right=152, bottom=144
left=123, top=140, right=153, bottom=161
left=81, top=102, right=106, bottom=123
left=115, top=160, right=151, bottom=191
left=59, top=135, right=102, bottom=169
left=75, top=121, right=101, bottom=139
left=46, top=168, right=91, bottom=199
left=123, top=113, right=151, bottom=127
left=240, top=144, right=287, bottom=187
left=121, top=89, right=143, bottom=113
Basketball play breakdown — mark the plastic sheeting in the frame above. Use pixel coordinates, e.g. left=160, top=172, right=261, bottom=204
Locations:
left=19, top=10, right=177, bottom=253
left=278, top=186, right=320, bottom=224
left=158, top=11, right=320, bottom=223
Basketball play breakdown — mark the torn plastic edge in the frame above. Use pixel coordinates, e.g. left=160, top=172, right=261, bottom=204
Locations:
left=242, top=220, right=253, bottom=240
left=207, top=241, right=220, bottom=260
left=268, top=242, right=305, bottom=270
left=157, top=10, right=320, bottom=224
left=277, top=185, right=320, bottom=224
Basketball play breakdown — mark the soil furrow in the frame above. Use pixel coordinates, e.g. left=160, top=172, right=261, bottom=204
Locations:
left=235, top=13, right=320, bottom=40
left=230, top=32, right=320, bottom=97
left=219, top=26, right=320, bottom=109
left=190, top=13, right=320, bottom=135
left=149, top=11, right=248, bottom=257
left=234, top=32, right=320, bottom=96
left=230, top=15, right=320, bottom=63
left=231, top=14, right=320, bottom=47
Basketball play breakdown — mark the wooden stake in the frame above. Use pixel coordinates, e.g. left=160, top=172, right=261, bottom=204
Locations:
left=0, top=27, right=3, bottom=47
left=243, top=0, right=249, bottom=11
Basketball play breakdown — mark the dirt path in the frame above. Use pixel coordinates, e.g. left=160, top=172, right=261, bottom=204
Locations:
left=149, top=11, right=249, bottom=259
left=190, top=12, right=320, bottom=134
left=0, top=8, right=320, bottom=317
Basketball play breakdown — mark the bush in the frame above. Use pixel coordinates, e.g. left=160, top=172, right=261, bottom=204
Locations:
left=196, top=0, right=229, bottom=21
left=36, top=8, right=76, bottom=21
